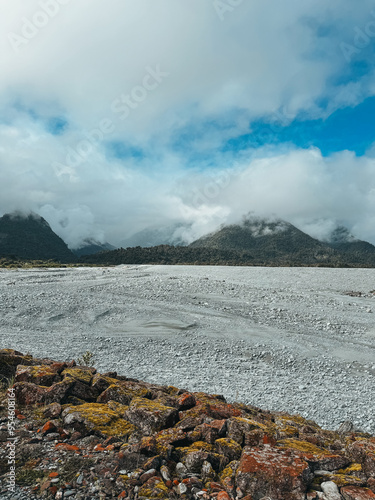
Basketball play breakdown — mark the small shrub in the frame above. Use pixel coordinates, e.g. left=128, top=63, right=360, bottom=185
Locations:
left=77, top=351, right=95, bottom=367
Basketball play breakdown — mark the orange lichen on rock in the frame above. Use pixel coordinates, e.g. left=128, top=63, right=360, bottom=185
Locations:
left=278, top=438, right=351, bottom=471
left=55, top=443, right=80, bottom=452
left=236, top=446, right=313, bottom=500
left=341, top=485, right=375, bottom=499
left=2, top=348, right=375, bottom=500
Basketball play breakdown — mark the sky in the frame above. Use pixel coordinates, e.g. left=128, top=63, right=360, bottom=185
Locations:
left=1, top=0, right=375, bottom=248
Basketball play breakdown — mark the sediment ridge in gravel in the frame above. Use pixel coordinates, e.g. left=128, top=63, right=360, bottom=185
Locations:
left=0, top=265, right=374, bottom=438
left=0, top=348, right=375, bottom=500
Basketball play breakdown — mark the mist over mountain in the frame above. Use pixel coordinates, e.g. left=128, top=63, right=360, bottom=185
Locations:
left=120, top=223, right=191, bottom=248
left=2, top=211, right=375, bottom=268
left=325, top=225, right=375, bottom=262
left=189, top=215, right=338, bottom=265
left=327, top=226, right=357, bottom=244
left=0, top=212, right=75, bottom=262
left=72, top=240, right=116, bottom=257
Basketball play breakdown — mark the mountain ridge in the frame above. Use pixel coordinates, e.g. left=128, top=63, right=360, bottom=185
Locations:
left=0, top=212, right=75, bottom=262
left=189, top=216, right=337, bottom=265
left=2, top=211, right=375, bottom=267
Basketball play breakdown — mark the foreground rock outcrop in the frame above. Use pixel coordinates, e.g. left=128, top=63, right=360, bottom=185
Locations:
left=0, top=348, right=374, bottom=500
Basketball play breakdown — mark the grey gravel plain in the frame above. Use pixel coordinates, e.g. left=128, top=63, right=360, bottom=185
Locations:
left=0, top=264, right=374, bottom=435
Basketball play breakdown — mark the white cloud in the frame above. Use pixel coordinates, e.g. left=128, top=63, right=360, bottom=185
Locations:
left=2, top=0, right=374, bottom=130
left=173, top=148, right=375, bottom=244
left=1, top=1, right=375, bottom=247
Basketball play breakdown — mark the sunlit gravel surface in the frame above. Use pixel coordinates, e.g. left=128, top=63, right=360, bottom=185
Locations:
left=0, top=264, right=374, bottom=434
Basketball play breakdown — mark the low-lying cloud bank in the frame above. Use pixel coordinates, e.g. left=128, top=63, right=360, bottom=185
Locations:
left=1, top=123, right=375, bottom=248
left=1, top=1, right=375, bottom=247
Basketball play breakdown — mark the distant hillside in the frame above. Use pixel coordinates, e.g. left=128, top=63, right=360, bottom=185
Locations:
left=82, top=244, right=259, bottom=266
left=120, top=223, right=190, bottom=248
left=2, top=212, right=375, bottom=267
left=83, top=216, right=375, bottom=267
left=328, top=239, right=375, bottom=265
left=326, top=225, right=375, bottom=266
left=189, top=216, right=338, bottom=265
left=0, top=212, right=75, bottom=262
left=72, top=239, right=116, bottom=257
left=81, top=243, right=353, bottom=268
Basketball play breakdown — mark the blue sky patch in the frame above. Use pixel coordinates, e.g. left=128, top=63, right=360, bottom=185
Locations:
left=221, top=96, right=375, bottom=157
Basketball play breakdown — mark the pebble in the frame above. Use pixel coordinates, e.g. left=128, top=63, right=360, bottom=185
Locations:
left=0, top=265, right=374, bottom=436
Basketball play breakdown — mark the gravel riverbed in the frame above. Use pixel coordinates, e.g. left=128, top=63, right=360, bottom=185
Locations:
left=0, top=264, right=374, bottom=435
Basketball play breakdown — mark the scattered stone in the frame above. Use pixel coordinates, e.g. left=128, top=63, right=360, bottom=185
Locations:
left=321, top=481, right=343, bottom=500
left=1, top=349, right=375, bottom=500
left=341, top=486, right=375, bottom=499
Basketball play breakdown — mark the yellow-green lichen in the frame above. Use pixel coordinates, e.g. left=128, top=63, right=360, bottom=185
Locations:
left=138, top=479, right=169, bottom=499
left=130, top=397, right=176, bottom=413
left=219, top=461, right=238, bottom=481
left=17, top=365, right=56, bottom=377
left=275, top=414, right=319, bottom=429
left=215, top=438, right=242, bottom=455
left=106, top=400, right=129, bottom=414
left=328, top=474, right=363, bottom=487
left=61, top=368, right=93, bottom=384
left=238, top=417, right=266, bottom=428
left=103, top=383, right=149, bottom=401
left=338, top=463, right=362, bottom=474
left=277, top=424, right=300, bottom=437
left=176, top=440, right=215, bottom=455
left=278, top=438, right=331, bottom=456
left=231, top=416, right=270, bottom=431
left=64, top=403, right=135, bottom=438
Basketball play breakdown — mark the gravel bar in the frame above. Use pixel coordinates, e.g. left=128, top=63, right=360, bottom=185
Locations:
left=0, top=264, right=374, bottom=435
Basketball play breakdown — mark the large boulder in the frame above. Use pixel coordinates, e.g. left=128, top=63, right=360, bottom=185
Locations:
left=236, top=446, right=313, bottom=499
left=279, top=438, right=351, bottom=471
left=0, top=349, right=34, bottom=384
left=348, top=440, right=375, bottom=477
left=227, top=416, right=272, bottom=446
left=61, top=402, right=135, bottom=439
left=97, top=381, right=151, bottom=405
left=13, top=382, right=47, bottom=405
left=215, top=437, right=242, bottom=462
left=125, top=397, right=179, bottom=435
left=341, top=486, right=375, bottom=499
left=15, top=364, right=61, bottom=386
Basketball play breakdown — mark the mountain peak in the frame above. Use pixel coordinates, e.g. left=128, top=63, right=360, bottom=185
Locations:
left=0, top=211, right=74, bottom=262
left=240, top=214, right=290, bottom=237
left=189, top=215, right=337, bottom=264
